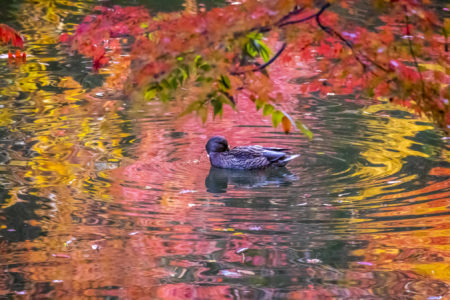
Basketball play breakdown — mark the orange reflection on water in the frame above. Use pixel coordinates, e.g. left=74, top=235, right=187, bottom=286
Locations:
left=351, top=174, right=450, bottom=283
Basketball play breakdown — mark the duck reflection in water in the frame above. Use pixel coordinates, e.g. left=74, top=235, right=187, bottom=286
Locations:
left=205, top=166, right=298, bottom=193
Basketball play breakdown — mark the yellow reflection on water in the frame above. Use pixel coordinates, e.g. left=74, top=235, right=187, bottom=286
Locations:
left=338, top=102, right=450, bottom=283
left=346, top=102, right=434, bottom=201
left=1, top=0, right=128, bottom=206
left=0, top=2, right=136, bottom=296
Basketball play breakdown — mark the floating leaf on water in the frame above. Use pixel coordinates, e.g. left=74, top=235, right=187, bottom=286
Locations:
left=52, top=253, right=71, bottom=258
left=237, top=269, right=255, bottom=275
left=236, top=247, right=248, bottom=254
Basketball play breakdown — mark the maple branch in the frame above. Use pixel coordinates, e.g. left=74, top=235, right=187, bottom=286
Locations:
left=248, top=3, right=322, bottom=34
left=232, top=4, right=332, bottom=75
left=279, top=3, right=330, bottom=28
left=314, top=4, right=369, bottom=72
left=231, top=42, right=287, bottom=75
left=275, top=6, right=305, bottom=26
left=236, top=3, right=388, bottom=77
left=314, top=3, right=390, bottom=74
left=248, top=5, right=306, bottom=34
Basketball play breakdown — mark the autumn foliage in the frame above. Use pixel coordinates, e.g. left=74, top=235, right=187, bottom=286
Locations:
left=0, top=24, right=24, bottom=48
left=60, top=0, right=450, bottom=134
left=0, top=24, right=26, bottom=64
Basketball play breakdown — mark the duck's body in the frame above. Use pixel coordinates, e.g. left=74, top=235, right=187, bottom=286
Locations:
left=206, top=136, right=299, bottom=170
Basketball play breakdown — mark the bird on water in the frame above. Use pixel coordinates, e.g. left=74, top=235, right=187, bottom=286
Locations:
left=205, top=136, right=299, bottom=170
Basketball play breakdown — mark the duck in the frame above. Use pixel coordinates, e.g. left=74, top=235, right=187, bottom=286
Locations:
left=205, top=136, right=300, bottom=170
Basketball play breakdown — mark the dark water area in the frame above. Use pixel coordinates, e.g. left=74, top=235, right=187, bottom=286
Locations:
left=0, top=0, right=449, bottom=299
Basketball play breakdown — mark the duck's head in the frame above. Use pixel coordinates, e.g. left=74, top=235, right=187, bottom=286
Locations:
left=206, top=136, right=230, bottom=155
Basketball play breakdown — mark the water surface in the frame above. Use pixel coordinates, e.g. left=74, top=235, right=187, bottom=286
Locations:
left=0, top=0, right=449, bottom=299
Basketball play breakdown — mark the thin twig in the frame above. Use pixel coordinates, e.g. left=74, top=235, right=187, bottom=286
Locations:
left=231, top=42, right=287, bottom=75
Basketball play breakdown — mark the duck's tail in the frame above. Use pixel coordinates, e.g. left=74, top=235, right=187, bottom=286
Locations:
left=277, top=154, right=300, bottom=167
left=283, top=154, right=300, bottom=162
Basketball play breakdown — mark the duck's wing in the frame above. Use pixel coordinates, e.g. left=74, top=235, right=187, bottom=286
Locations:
left=232, top=146, right=286, bottom=162
left=261, top=149, right=287, bottom=162
left=242, top=145, right=291, bottom=152
left=261, top=146, right=290, bottom=152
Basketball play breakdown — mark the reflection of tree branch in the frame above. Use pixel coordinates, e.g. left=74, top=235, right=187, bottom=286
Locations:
left=405, top=12, right=426, bottom=102
left=444, top=27, right=449, bottom=52
left=231, top=42, right=287, bottom=75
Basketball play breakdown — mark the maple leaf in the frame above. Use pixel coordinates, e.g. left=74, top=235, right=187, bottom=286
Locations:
left=0, top=24, right=24, bottom=48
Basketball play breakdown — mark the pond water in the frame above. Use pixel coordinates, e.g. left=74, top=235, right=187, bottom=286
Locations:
left=0, top=0, right=449, bottom=299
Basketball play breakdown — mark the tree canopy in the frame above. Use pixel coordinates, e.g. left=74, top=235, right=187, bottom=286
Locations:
left=4, top=0, right=450, bottom=135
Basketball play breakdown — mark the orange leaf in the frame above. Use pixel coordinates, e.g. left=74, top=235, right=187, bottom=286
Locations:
left=281, top=116, right=291, bottom=133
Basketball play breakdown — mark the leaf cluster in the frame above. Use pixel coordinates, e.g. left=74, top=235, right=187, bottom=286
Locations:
left=0, top=24, right=24, bottom=48
left=61, top=0, right=450, bottom=134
